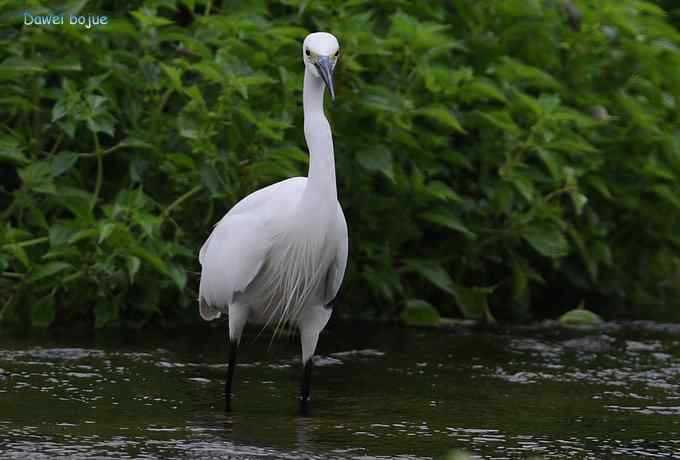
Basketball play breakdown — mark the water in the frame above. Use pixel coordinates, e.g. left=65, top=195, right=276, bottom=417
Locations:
left=1, top=321, right=680, bottom=459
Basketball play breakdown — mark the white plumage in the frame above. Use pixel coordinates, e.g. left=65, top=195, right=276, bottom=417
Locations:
left=198, top=177, right=348, bottom=354
left=198, top=32, right=347, bottom=410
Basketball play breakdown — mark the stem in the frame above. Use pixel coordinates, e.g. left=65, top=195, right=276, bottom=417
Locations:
left=152, top=88, right=173, bottom=145
left=0, top=199, right=17, bottom=221
left=90, top=132, right=102, bottom=211
left=160, top=185, right=203, bottom=225
left=77, top=141, right=143, bottom=158
left=1, top=272, right=24, bottom=279
left=545, top=185, right=576, bottom=202
left=49, top=132, right=63, bottom=155
left=1, top=236, right=48, bottom=249
left=31, top=44, right=40, bottom=158
left=205, top=0, right=213, bottom=16
left=61, top=270, right=84, bottom=284
left=203, top=199, right=214, bottom=227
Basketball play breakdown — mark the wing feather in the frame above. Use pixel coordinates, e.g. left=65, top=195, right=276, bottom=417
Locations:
left=323, top=202, right=349, bottom=305
left=198, top=177, right=307, bottom=320
left=198, top=213, right=268, bottom=316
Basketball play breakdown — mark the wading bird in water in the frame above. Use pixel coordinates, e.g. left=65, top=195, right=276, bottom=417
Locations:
left=198, top=32, right=348, bottom=413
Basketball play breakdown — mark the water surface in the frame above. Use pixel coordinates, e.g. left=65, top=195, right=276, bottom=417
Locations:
left=1, top=321, right=679, bottom=459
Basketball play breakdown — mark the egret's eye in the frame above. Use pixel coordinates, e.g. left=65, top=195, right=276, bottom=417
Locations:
left=334, top=51, right=339, bottom=57
left=305, top=49, right=311, bottom=56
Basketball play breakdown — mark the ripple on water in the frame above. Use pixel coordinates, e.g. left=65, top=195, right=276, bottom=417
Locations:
left=330, top=349, right=385, bottom=358
left=313, top=356, right=343, bottom=366
left=561, top=335, right=616, bottom=352
left=2, top=323, right=680, bottom=459
left=0, top=348, right=105, bottom=361
left=625, top=340, right=663, bottom=352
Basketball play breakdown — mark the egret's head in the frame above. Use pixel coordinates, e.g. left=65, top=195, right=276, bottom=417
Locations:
left=303, top=32, right=340, bottom=100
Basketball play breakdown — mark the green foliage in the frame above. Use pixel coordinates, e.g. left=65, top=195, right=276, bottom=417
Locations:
left=400, top=299, right=440, bottom=326
left=1, top=0, right=680, bottom=329
left=559, top=306, right=604, bottom=326
left=441, top=450, right=474, bottom=460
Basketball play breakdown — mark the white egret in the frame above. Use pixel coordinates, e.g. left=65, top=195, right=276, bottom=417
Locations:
left=198, top=32, right=348, bottom=412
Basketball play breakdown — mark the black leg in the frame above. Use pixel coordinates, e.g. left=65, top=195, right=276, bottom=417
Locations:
left=300, top=359, right=313, bottom=415
left=225, top=340, right=238, bottom=412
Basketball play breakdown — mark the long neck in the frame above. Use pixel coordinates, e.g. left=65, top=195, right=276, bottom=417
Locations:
left=301, top=67, right=337, bottom=211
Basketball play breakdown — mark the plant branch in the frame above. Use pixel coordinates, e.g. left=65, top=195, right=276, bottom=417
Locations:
left=90, top=132, right=103, bottom=211
left=1, top=236, right=48, bottom=249
left=160, top=185, right=203, bottom=225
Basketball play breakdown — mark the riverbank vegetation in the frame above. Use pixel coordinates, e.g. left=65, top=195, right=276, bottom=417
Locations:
left=2, top=0, right=680, bottom=330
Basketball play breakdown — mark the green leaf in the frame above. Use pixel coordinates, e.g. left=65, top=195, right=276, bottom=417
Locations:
left=546, top=136, right=598, bottom=155
left=495, top=57, right=562, bottom=91
left=160, top=63, right=183, bottom=91
left=59, top=187, right=94, bottom=222
left=19, top=162, right=56, bottom=194
left=52, top=100, right=68, bottom=123
left=535, top=148, right=561, bottom=178
left=568, top=227, right=597, bottom=281
left=451, top=284, right=496, bottom=322
left=0, top=254, right=8, bottom=272
left=50, top=152, right=79, bottom=177
left=587, top=176, right=612, bottom=200
left=167, top=264, right=187, bottom=290
left=201, top=164, right=223, bottom=195
left=98, top=222, right=116, bottom=244
left=424, top=181, right=461, bottom=202
left=95, top=302, right=118, bottom=328
left=133, top=211, right=160, bottom=237
left=507, top=170, right=535, bottom=202
left=522, top=225, right=569, bottom=258
left=0, top=137, right=28, bottom=165
left=131, top=9, right=174, bottom=27
left=49, top=225, right=74, bottom=247
left=28, top=262, right=71, bottom=283
left=46, top=59, right=82, bottom=73
left=116, top=138, right=155, bottom=151
left=127, top=256, right=141, bottom=284
left=88, top=95, right=107, bottom=111
left=67, top=228, right=98, bottom=244
left=570, top=192, right=588, bottom=216
left=404, top=259, right=455, bottom=295
left=401, top=299, right=441, bottom=326
left=416, top=105, right=465, bottom=133
left=5, top=244, right=30, bottom=269
left=420, top=209, right=476, bottom=239
left=0, top=57, right=44, bottom=80
left=31, top=294, right=56, bottom=328
left=194, top=61, right=224, bottom=83
left=511, top=260, right=529, bottom=301
left=356, top=146, right=395, bottom=182
left=363, top=86, right=413, bottom=113
left=476, top=110, right=521, bottom=136
left=511, top=90, right=543, bottom=117
left=461, top=79, right=507, bottom=103
left=559, top=307, right=603, bottom=326
left=129, top=245, right=185, bottom=289
left=86, top=113, right=115, bottom=136
left=443, top=450, right=475, bottom=460
left=653, top=185, right=680, bottom=209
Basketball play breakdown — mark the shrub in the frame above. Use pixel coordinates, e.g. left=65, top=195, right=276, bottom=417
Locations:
left=1, top=0, right=679, bottom=329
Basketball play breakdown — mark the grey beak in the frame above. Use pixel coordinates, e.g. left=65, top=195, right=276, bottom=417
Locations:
left=314, top=56, right=335, bottom=100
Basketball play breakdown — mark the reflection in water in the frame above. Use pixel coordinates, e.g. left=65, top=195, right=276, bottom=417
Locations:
left=1, top=322, right=680, bottom=458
